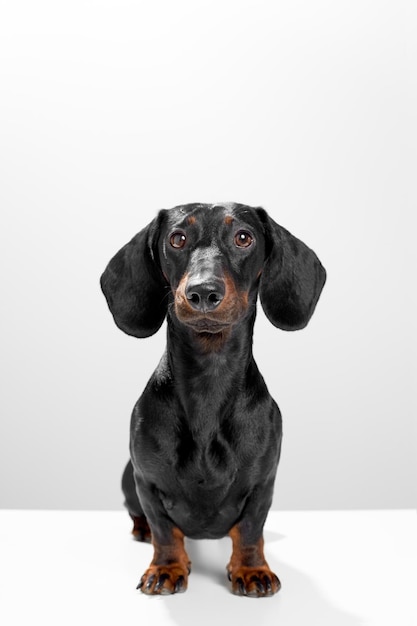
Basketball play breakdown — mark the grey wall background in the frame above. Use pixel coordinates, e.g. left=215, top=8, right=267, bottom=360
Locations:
left=1, top=1, right=415, bottom=511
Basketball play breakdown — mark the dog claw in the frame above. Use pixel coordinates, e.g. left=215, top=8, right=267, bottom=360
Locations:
left=154, top=573, right=170, bottom=593
left=249, top=575, right=265, bottom=596
left=273, top=574, right=281, bottom=591
left=145, top=574, right=155, bottom=591
left=236, top=577, right=246, bottom=595
left=174, top=575, right=186, bottom=593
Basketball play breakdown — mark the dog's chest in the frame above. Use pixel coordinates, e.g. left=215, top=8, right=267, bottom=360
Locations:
left=160, top=436, right=244, bottom=539
left=176, top=431, right=237, bottom=484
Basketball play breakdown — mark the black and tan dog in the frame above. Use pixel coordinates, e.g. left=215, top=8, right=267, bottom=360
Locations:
left=101, top=203, right=326, bottom=597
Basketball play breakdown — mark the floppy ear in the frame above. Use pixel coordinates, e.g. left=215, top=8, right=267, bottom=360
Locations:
left=257, top=209, right=326, bottom=331
left=100, top=211, right=168, bottom=338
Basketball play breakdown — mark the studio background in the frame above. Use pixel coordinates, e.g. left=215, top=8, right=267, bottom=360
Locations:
left=0, top=0, right=415, bottom=511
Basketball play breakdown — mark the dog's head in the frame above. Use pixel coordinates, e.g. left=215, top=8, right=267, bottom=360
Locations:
left=100, top=203, right=326, bottom=344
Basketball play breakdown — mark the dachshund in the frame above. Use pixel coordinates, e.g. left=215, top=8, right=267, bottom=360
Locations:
left=100, top=202, right=326, bottom=597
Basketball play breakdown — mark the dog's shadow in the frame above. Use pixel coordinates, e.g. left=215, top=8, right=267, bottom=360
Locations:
left=160, top=532, right=362, bottom=626
left=184, top=529, right=285, bottom=587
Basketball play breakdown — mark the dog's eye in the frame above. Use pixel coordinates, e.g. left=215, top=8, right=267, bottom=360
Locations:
left=170, top=231, right=187, bottom=249
left=234, top=230, right=253, bottom=248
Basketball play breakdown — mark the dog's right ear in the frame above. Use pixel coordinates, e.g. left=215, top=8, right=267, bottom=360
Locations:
left=100, top=211, right=168, bottom=338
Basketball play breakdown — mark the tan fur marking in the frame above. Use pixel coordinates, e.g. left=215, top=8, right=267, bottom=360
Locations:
left=227, top=524, right=281, bottom=596
left=139, top=526, right=191, bottom=595
left=174, top=272, right=249, bottom=333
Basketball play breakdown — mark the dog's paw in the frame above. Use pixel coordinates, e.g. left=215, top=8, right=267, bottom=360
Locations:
left=227, top=565, right=281, bottom=597
left=136, top=564, right=191, bottom=595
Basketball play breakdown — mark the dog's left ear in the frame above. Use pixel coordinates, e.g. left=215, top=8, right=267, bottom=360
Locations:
left=256, top=209, right=326, bottom=331
left=100, top=211, right=168, bottom=338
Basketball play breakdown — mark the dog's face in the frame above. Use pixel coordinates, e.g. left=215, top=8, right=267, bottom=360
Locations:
left=101, top=202, right=326, bottom=341
left=157, top=203, right=266, bottom=337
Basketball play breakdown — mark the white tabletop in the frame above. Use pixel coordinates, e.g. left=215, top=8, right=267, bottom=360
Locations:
left=0, top=509, right=415, bottom=626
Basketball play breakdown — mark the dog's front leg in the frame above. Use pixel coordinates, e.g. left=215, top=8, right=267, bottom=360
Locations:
left=227, top=487, right=281, bottom=597
left=137, top=525, right=191, bottom=595
left=134, top=479, right=191, bottom=595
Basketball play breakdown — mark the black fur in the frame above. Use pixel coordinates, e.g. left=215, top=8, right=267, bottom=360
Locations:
left=101, top=203, right=326, bottom=596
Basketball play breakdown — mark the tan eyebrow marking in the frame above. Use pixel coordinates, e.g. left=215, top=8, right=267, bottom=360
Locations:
left=225, top=215, right=234, bottom=225
left=187, top=216, right=197, bottom=225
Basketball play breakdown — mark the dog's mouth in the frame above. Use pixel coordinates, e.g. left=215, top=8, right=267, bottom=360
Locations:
left=186, top=319, right=230, bottom=334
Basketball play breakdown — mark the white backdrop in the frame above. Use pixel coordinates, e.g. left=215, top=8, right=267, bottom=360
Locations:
left=0, top=0, right=415, bottom=510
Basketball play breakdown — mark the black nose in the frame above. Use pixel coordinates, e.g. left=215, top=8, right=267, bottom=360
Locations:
left=186, top=280, right=225, bottom=312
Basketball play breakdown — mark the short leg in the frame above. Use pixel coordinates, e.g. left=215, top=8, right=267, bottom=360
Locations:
left=131, top=472, right=191, bottom=595
left=227, top=524, right=281, bottom=597
left=137, top=526, right=191, bottom=595
left=122, top=461, right=151, bottom=542
left=129, top=513, right=152, bottom=543
left=226, top=481, right=281, bottom=597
